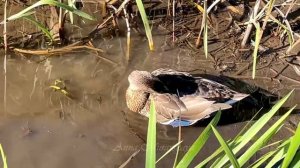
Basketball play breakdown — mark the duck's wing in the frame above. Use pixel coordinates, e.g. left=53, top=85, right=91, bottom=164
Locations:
left=159, top=96, right=233, bottom=127
left=151, top=68, right=192, bottom=77
left=148, top=93, right=188, bottom=123
left=195, top=77, right=249, bottom=104
left=180, top=96, right=232, bottom=120
left=151, top=69, right=198, bottom=96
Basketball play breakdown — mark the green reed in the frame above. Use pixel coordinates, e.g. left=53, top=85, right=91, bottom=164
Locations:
left=145, top=90, right=300, bottom=168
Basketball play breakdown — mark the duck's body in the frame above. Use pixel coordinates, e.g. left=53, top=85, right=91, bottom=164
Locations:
left=126, top=69, right=249, bottom=127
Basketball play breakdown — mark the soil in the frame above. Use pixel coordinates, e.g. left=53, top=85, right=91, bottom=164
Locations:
left=0, top=0, right=299, bottom=167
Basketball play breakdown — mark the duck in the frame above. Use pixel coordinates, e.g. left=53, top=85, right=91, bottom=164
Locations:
left=125, top=68, right=249, bottom=127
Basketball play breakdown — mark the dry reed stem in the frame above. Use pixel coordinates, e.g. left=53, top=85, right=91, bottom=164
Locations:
left=13, top=44, right=103, bottom=55
left=3, top=0, right=8, bottom=113
left=89, top=0, right=131, bottom=36
left=241, top=0, right=260, bottom=48
left=123, top=8, right=131, bottom=61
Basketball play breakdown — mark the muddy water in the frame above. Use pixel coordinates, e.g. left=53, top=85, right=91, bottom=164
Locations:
left=0, top=37, right=144, bottom=167
left=0, top=34, right=299, bottom=168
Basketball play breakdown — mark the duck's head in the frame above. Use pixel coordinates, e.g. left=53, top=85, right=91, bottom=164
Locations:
left=128, top=70, right=157, bottom=92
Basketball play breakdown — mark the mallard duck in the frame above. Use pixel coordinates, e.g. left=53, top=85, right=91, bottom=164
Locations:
left=126, top=68, right=249, bottom=127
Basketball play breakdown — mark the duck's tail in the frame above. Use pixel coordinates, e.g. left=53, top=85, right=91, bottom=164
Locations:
left=225, top=93, right=249, bottom=105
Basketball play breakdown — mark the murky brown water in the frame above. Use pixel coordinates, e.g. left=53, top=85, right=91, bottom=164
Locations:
left=0, top=33, right=299, bottom=168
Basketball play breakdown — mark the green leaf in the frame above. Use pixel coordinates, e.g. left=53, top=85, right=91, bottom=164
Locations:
left=237, top=106, right=296, bottom=167
left=146, top=99, right=156, bottom=168
left=2, top=1, right=44, bottom=22
left=195, top=110, right=262, bottom=168
left=211, top=125, right=240, bottom=168
left=251, top=139, right=289, bottom=168
left=281, top=122, right=300, bottom=168
left=252, top=23, right=261, bottom=79
left=22, top=16, right=53, bottom=41
left=251, top=150, right=277, bottom=168
left=213, top=90, right=294, bottom=168
left=2, top=0, right=94, bottom=23
left=269, top=15, right=294, bottom=47
left=0, top=144, right=8, bottom=168
left=156, top=141, right=183, bottom=164
left=135, top=0, right=154, bottom=50
left=176, top=111, right=221, bottom=168
left=265, top=144, right=288, bottom=168
left=264, top=139, right=292, bottom=168
left=41, top=0, right=95, bottom=21
left=203, top=0, right=208, bottom=59
left=195, top=146, right=224, bottom=168
left=290, top=149, right=300, bottom=167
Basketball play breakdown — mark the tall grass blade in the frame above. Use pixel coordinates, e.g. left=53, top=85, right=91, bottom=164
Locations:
left=135, top=0, right=154, bottom=50
left=195, top=145, right=224, bottom=168
left=250, top=139, right=289, bottom=168
left=265, top=146, right=286, bottom=168
left=1, top=1, right=44, bottom=22
left=281, top=122, right=300, bottom=168
left=41, top=0, right=95, bottom=20
left=176, top=111, right=221, bottom=168
left=290, top=149, right=300, bottom=167
left=269, top=15, right=294, bottom=47
left=237, top=106, right=296, bottom=167
left=2, top=0, right=94, bottom=23
left=203, top=0, right=208, bottom=58
left=211, top=126, right=240, bottom=168
left=146, top=99, right=156, bottom=168
left=252, top=23, right=261, bottom=79
left=250, top=150, right=277, bottom=168
left=263, top=139, right=290, bottom=168
left=156, top=141, right=183, bottom=164
left=196, top=110, right=262, bottom=168
left=193, top=2, right=204, bottom=13
left=23, top=16, right=53, bottom=41
left=213, top=90, right=294, bottom=168
left=0, top=144, right=8, bottom=168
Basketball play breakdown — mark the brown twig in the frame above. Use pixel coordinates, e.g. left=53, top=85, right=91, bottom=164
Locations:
left=241, top=0, right=260, bottom=48
left=13, top=45, right=103, bottom=55
left=88, top=0, right=131, bottom=37
left=234, top=60, right=253, bottom=76
left=270, top=68, right=300, bottom=85
left=118, top=149, right=141, bottom=168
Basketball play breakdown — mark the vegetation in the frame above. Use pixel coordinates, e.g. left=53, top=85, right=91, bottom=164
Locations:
left=1, top=0, right=298, bottom=77
left=0, top=144, right=8, bottom=168
left=0, top=0, right=299, bottom=167
left=146, top=90, right=300, bottom=167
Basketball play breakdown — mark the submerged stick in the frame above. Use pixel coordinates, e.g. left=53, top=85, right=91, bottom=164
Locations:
left=119, top=150, right=141, bottom=168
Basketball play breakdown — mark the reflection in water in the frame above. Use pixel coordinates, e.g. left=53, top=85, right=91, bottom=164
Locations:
left=0, top=35, right=298, bottom=168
